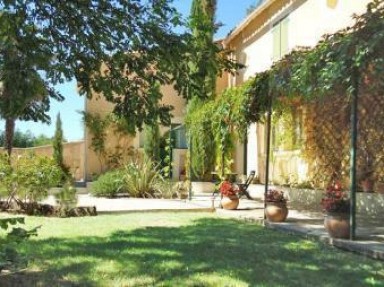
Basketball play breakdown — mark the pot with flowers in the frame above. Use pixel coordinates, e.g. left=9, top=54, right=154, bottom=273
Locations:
left=265, top=189, right=288, bottom=222
left=321, top=182, right=350, bottom=239
left=219, top=181, right=240, bottom=210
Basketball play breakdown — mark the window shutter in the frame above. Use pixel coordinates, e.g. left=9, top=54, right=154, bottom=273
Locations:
left=272, top=23, right=281, bottom=61
left=280, top=17, right=289, bottom=56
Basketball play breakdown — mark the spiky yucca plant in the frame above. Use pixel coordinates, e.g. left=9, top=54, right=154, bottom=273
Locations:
left=124, top=157, right=164, bottom=198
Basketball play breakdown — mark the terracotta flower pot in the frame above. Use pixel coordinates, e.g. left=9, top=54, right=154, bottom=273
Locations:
left=361, top=179, right=374, bottom=193
left=324, top=212, right=350, bottom=239
left=221, top=196, right=239, bottom=210
left=265, top=202, right=288, bottom=222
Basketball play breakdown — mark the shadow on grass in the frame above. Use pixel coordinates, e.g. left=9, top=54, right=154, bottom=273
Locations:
left=2, top=217, right=384, bottom=286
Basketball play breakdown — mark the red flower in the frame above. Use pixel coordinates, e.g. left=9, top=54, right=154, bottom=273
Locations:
left=266, top=189, right=287, bottom=203
left=219, top=181, right=239, bottom=197
left=321, top=182, right=350, bottom=213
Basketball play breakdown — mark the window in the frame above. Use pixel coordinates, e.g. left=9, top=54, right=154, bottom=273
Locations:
left=171, top=124, right=188, bottom=149
left=272, top=16, right=289, bottom=61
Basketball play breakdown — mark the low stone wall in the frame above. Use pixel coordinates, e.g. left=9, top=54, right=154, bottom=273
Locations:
left=191, top=182, right=216, bottom=194
left=284, top=187, right=384, bottom=218
left=3, top=141, right=85, bottom=181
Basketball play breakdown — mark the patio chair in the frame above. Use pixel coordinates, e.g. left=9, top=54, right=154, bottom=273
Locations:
left=236, top=170, right=256, bottom=200
left=212, top=170, right=256, bottom=202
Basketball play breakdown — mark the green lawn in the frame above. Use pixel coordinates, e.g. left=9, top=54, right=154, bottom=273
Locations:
left=2, top=212, right=384, bottom=287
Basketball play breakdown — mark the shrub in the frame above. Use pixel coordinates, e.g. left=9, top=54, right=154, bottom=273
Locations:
left=91, top=169, right=126, bottom=198
left=156, top=180, right=189, bottom=199
left=124, top=158, right=164, bottom=198
left=0, top=153, right=63, bottom=207
left=15, top=154, right=63, bottom=203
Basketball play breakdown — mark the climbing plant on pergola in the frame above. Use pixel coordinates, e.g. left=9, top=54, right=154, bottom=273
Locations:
left=244, top=0, right=384, bottom=240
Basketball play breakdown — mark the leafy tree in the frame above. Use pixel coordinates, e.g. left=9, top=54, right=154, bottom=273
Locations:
left=0, top=0, right=186, bottom=154
left=0, top=32, right=59, bottom=155
left=33, top=134, right=54, bottom=147
left=0, top=130, right=35, bottom=148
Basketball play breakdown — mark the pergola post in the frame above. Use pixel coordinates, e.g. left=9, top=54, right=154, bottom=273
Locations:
left=264, top=92, right=273, bottom=220
left=188, top=134, right=193, bottom=201
left=349, top=67, right=359, bottom=240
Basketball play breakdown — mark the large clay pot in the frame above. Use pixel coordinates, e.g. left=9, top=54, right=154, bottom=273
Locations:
left=361, top=179, right=374, bottom=193
left=324, top=213, right=350, bottom=239
left=265, top=202, right=288, bottom=222
left=221, top=196, right=240, bottom=210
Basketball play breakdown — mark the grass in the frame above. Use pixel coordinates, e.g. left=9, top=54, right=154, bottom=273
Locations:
left=1, top=212, right=384, bottom=287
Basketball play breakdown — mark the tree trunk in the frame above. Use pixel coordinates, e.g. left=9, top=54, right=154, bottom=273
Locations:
left=5, top=117, right=15, bottom=156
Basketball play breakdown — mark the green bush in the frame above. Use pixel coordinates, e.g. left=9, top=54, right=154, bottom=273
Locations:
left=124, top=158, right=164, bottom=198
left=91, top=169, right=126, bottom=198
left=0, top=153, right=63, bottom=204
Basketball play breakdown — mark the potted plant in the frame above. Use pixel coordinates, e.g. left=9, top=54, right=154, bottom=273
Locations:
left=218, top=181, right=239, bottom=210
left=265, top=189, right=288, bottom=222
left=321, top=182, right=350, bottom=239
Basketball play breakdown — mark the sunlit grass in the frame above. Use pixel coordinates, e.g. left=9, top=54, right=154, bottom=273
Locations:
left=1, top=212, right=383, bottom=286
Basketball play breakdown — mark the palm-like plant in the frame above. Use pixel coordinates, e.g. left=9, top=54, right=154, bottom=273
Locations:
left=124, top=157, right=164, bottom=198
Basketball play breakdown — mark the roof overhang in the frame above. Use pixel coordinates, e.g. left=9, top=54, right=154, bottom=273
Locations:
left=223, top=0, right=278, bottom=46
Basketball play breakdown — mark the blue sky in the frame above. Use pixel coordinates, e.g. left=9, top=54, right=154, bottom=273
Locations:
left=2, top=0, right=257, bottom=141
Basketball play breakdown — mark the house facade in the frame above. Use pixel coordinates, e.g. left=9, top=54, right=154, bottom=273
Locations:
left=84, top=85, right=187, bottom=181
left=83, top=0, right=372, bottom=183
left=222, top=0, right=371, bottom=183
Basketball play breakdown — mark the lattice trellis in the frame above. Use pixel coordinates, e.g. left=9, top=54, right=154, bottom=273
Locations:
left=302, top=95, right=351, bottom=188
left=299, top=86, right=384, bottom=192
left=356, top=87, right=384, bottom=192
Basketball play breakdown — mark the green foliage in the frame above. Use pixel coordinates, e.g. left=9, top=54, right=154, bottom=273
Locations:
left=91, top=169, right=126, bottom=198
left=0, top=153, right=63, bottom=204
left=185, top=98, right=216, bottom=180
left=0, top=217, right=39, bottom=272
left=0, top=130, right=56, bottom=147
left=0, top=153, right=12, bottom=196
left=82, top=112, right=109, bottom=171
left=159, top=131, right=174, bottom=179
left=188, top=0, right=217, bottom=99
left=242, top=1, right=384, bottom=186
left=32, top=134, right=55, bottom=146
left=245, top=1, right=384, bottom=121
left=56, top=183, right=77, bottom=209
left=123, top=158, right=164, bottom=198
left=144, top=123, right=161, bottom=163
left=185, top=80, right=252, bottom=179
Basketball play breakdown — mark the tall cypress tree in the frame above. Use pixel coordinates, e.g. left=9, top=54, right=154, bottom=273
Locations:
left=53, top=113, right=68, bottom=180
left=189, top=0, right=217, bottom=99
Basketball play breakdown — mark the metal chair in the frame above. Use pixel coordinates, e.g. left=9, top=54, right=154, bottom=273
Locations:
left=212, top=170, right=256, bottom=203
left=236, top=170, right=256, bottom=200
